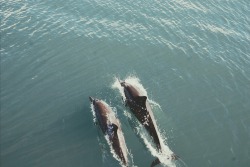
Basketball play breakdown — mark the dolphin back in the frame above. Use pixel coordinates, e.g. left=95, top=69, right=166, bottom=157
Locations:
left=134, top=96, right=147, bottom=108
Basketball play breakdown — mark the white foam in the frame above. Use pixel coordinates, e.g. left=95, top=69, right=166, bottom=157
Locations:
left=148, top=99, right=162, bottom=111
left=111, top=77, right=126, bottom=100
left=137, top=120, right=176, bottom=167
left=90, top=103, right=97, bottom=123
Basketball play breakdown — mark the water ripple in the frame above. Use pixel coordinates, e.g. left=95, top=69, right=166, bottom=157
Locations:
left=1, top=0, right=250, bottom=167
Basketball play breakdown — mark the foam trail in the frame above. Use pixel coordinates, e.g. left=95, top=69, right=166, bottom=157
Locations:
left=112, top=75, right=177, bottom=167
left=149, top=99, right=162, bottom=111
left=97, top=136, right=108, bottom=163
left=90, top=103, right=97, bottom=123
left=112, top=77, right=126, bottom=100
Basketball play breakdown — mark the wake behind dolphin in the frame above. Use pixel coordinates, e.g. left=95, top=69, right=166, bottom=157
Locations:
left=112, top=76, right=178, bottom=167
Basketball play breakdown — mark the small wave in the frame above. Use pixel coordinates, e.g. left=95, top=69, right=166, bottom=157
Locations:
left=96, top=136, right=109, bottom=163
left=90, top=103, right=97, bottom=123
left=149, top=99, right=163, bottom=111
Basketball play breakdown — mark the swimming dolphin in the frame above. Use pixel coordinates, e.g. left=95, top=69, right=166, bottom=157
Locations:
left=89, top=97, right=128, bottom=166
left=119, top=81, right=179, bottom=166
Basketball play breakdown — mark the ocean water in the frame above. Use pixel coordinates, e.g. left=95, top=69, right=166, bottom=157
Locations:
left=1, top=0, right=250, bottom=167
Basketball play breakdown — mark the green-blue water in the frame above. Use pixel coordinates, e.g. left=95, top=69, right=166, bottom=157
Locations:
left=1, top=0, right=250, bottom=166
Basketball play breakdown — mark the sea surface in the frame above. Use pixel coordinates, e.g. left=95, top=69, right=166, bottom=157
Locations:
left=1, top=0, right=250, bottom=167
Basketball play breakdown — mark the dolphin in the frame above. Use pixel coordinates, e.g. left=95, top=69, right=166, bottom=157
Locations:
left=119, top=81, right=179, bottom=166
left=89, top=97, right=128, bottom=166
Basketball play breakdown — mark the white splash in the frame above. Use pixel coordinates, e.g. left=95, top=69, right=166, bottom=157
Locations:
left=90, top=103, right=97, bottom=123
left=111, top=77, right=126, bottom=100
left=149, top=99, right=162, bottom=111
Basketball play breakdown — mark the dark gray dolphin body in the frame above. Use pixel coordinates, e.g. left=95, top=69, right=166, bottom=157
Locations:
left=119, top=81, right=179, bottom=166
left=89, top=97, right=128, bottom=166
left=119, top=81, right=161, bottom=150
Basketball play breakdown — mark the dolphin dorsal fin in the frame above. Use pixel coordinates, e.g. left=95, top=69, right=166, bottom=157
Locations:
left=134, top=96, right=147, bottom=108
left=107, top=123, right=119, bottom=137
left=112, top=123, right=118, bottom=133
left=111, top=123, right=119, bottom=137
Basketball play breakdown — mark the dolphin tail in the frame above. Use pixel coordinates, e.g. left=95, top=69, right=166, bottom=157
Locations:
left=151, top=158, right=160, bottom=167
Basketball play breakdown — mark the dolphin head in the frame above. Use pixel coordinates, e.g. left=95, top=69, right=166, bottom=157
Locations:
left=89, top=96, right=94, bottom=102
left=119, top=80, right=126, bottom=87
left=89, top=96, right=97, bottom=104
